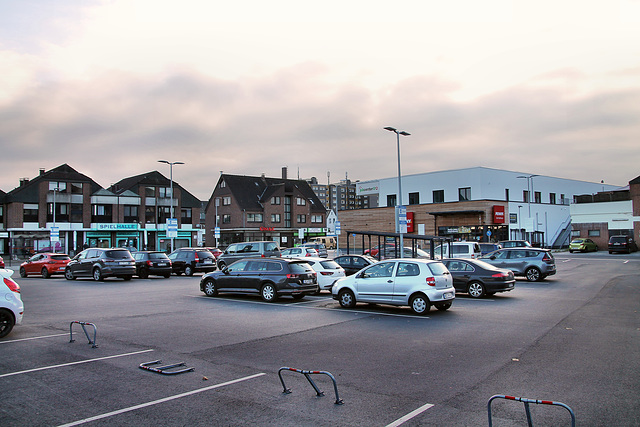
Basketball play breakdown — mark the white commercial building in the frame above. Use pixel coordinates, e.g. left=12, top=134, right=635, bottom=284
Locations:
left=356, top=167, right=620, bottom=247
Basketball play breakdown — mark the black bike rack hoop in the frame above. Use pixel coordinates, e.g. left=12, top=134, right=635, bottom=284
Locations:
left=278, top=367, right=344, bottom=405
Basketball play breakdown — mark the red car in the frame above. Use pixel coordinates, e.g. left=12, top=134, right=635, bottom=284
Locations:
left=363, top=243, right=395, bottom=257
left=20, top=253, right=71, bottom=278
left=206, top=247, right=223, bottom=259
left=0, top=255, right=4, bottom=268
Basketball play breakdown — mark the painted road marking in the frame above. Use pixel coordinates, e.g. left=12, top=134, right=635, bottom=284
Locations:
left=0, top=333, right=68, bottom=344
left=57, top=373, right=267, bottom=426
left=386, top=402, right=435, bottom=426
left=0, top=349, right=154, bottom=378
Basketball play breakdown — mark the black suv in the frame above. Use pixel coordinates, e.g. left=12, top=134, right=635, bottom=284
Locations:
left=167, top=248, right=216, bottom=276
left=132, top=251, right=172, bottom=278
left=200, top=258, right=318, bottom=302
left=608, top=235, right=638, bottom=254
left=65, top=248, right=136, bottom=281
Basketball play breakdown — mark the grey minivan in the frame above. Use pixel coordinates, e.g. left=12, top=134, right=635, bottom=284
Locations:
left=217, top=241, right=281, bottom=269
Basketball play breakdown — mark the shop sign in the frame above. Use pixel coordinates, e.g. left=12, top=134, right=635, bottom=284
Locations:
left=406, top=212, right=414, bottom=233
left=93, top=223, right=140, bottom=231
left=260, top=227, right=275, bottom=231
left=493, top=206, right=505, bottom=224
left=442, top=226, right=471, bottom=234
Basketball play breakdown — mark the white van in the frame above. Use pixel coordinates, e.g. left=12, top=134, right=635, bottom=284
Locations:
left=433, top=242, right=482, bottom=259
left=310, top=236, right=337, bottom=250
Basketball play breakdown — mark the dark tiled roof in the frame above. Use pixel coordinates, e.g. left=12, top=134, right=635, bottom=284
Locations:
left=629, top=176, right=640, bottom=185
left=109, top=171, right=202, bottom=207
left=216, top=174, right=325, bottom=212
left=5, top=164, right=102, bottom=203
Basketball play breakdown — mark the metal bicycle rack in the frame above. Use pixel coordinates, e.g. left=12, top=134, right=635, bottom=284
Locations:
left=139, top=360, right=195, bottom=375
left=69, top=321, right=98, bottom=348
left=278, top=367, right=344, bottom=405
left=488, top=394, right=575, bottom=427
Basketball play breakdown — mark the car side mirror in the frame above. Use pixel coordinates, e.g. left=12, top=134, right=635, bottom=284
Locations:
left=222, top=268, right=230, bottom=274
left=490, top=255, right=496, bottom=260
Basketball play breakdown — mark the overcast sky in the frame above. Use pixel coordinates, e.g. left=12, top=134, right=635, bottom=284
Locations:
left=1, top=0, right=639, bottom=200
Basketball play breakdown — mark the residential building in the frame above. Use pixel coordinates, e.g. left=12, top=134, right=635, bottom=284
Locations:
left=205, top=169, right=326, bottom=248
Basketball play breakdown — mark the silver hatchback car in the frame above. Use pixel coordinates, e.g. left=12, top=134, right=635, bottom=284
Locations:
left=331, top=259, right=455, bottom=315
left=480, top=248, right=556, bottom=282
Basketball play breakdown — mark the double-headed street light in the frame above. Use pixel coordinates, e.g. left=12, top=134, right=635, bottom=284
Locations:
left=158, top=160, right=185, bottom=252
left=384, top=126, right=411, bottom=258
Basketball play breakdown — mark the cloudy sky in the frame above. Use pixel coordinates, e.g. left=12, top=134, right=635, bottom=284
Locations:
left=1, top=0, right=639, bottom=200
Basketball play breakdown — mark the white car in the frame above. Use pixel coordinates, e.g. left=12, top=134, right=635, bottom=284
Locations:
left=1, top=269, right=24, bottom=338
left=331, top=258, right=455, bottom=315
left=281, top=247, right=319, bottom=258
left=296, top=257, right=345, bottom=291
left=433, top=242, right=482, bottom=259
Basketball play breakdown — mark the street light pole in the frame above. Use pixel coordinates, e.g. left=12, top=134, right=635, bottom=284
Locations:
left=158, top=160, right=185, bottom=252
left=384, top=126, right=411, bottom=258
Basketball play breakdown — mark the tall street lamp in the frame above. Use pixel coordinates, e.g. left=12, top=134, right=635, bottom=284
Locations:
left=384, top=126, right=410, bottom=258
left=158, top=160, right=184, bottom=252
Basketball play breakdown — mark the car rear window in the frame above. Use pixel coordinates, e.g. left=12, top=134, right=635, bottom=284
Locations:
left=197, top=251, right=214, bottom=259
left=289, top=262, right=314, bottom=273
left=51, top=255, right=70, bottom=261
left=105, top=250, right=132, bottom=259
left=427, top=262, right=449, bottom=276
left=149, top=253, right=168, bottom=260
left=319, top=260, right=341, bottom=270
left=610, top=236, right=626, bottom=243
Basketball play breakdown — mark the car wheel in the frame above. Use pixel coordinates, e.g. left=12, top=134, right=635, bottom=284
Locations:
left=203, top=279, right=218, bottom=297
left=65, top=268, right=76, bottom=280
left=410, top=294, right=430, bottom=315
left=184, top=265, right=194, bottom=276
left=122, top=275, right=132, bottom=281
left=467, top=281, right=485, bottom=298
left=19, top=267, right=27, bottom=278
left=261, top=283, right=277, bottom=302
left=163, top=274, right=171, bottom=278
left=138, top=269, right=149, bottom=279
left=41, top=267, right=50, bottom=279
left=0, top=309, right=16, bottom=338
left=338, top=289, right=356, bottom=308
left=435, top=302, right=452, bottom=311
left=569, top=249, right=573, bottom=253
left=525, top=267, right=542, bottom=282
left=93, top=268, right=104, bottom=281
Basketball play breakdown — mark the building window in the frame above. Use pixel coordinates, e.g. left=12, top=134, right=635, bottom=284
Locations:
left=159, top=187, right=172, bottom=198
left=181, top=208, right=192, bottom=224
left=588, top=230, right=600, bottom=237
left=505, top=189, right=510, bottom=202
left=145, top=186, right=155, bottom=197
left=311, top=215, right=323, bottom=223
left=387, top=194, right=397, bottom=207
left=271, top=213, right=281, bottom=223
left=49, top=181, right=67, bottom=192
left=549, top=193, right=556, bottom=204
left=70, top=182, right=83, bottom=194
left=534, top=192, right=541, bottom=203
left=220, top=180, right=226, bottom=188
left=284, top=196, right=292, bottom=228
left=433, top=190, right=444, bottom=203
left=92, top=204, right=112, bottom=222
left=23, top=205, right=39, bottom=222
left=222, top=214, right=231, bottom=224
left=296, top=197, right=306, bottom=206
left=222, top=196, right=231, bottom=206
left=157, top=206, right=171, bottom=223
left=523, top=190, right=529, bottom=203
left=561, top=194, right=566, bottom=204
left=271, top=196, right=281, bottom=205
left=458, top=187, right=471, bottom=201
left=408, top=192, right=419, bottom=205
left=48, top=203, right=69, bottom=222
left=247, top=213, right=263, bottom=223
left=145, top=206, right=156, bottom=223
left=124, top=205, right=138, bottom=223
left=571, top=230, right=580, bottom=237
left=297, top=214, right=306, bottom=223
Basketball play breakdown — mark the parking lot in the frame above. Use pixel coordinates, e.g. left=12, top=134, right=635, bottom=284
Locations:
left=1, top=251, right=639, bottom=426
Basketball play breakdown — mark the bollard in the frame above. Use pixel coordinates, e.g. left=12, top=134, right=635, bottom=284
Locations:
left=69, top=321, right=98, bottom=348
left=278, top=367, right=343, bottom=405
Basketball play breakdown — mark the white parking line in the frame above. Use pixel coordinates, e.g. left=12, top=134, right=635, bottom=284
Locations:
left=0, top=349, right=154, bottom=378
left=0, top=333, right=68, bottom=344
left=57, top=372, right=266, bottom=426
left=386, top=402, right=435, bottom=426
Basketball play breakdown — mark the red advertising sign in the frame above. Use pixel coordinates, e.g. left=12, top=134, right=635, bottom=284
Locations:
left=407, top=212, right=414, bottom=233
left=493, top=206, right=505, bottom=224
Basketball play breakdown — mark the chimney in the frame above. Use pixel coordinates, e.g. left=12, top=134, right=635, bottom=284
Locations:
left=39, top=168, right=45, bottom=176
left=282, top=167, right=287, bottom=180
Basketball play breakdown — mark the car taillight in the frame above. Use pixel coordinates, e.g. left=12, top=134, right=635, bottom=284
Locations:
left=492, top=272, right=508, bottom=278
left=194, top=253, right=199, bottom=262
left=286, top=274, right=300, bottom=279
left=426, top=276, right=436, bottom=286
left=4, top=277, right=20, bottom=293
left=146, top=260, right=153, bottom=267
left=542, top=253, right=553, bottom=263
left=320, top=271, right=333, bottom=276
left=306, top=253, right=312, bottom=257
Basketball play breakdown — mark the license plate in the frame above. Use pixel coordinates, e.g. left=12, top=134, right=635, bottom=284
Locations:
left=203, top=260, right=212, bottom=264
left=303, top=279, right=313, bottom=284
left=443, top=292, right=454, bottom=299
left=119, top=261, right=130, bottom=265
left=157, top=263, right=166, bottom=266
